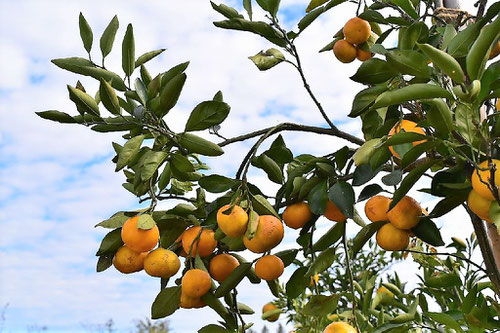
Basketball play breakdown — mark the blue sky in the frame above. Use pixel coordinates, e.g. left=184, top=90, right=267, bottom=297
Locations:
left=0, top=0, right=483, bottom=332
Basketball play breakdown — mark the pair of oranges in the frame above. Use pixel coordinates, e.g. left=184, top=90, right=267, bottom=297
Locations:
left=282, top=200, right=346, bottom=230
left=468, top=159, right=500, bottom=223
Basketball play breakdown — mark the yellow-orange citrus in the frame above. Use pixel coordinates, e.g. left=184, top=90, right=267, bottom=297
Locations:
left=180, top=291, right=206, bottom=309
left=324, top=200, right=347, bottom=222
left=471, top=159, right=500, bottom=201
left=283, top=202, right=313, bottom=229
left=356, top=47, right=372, bottom=61
left=323, top=321, right=357, bottom=333
left=376, top=286, right=394, bottom=298
left=121, top=216, right=159, bottom=253
left=496, top=98, right=500, bottom=111
left=243, top=215, right=284, bottom=253
left=376, top=223, right=410, bottom=251
left=388, top=120, right=426, bottom=159
left=364, top=195, right=391, bottom=222
left=468, top=189, right=493, bottom=223
left=181, top=269, right=212, bottom=298
left=309, top=274, right=319, bottom=287
left=216, top=204, right=249, bottom=238
left=181, top=226, right=217, bottom=258
left=387, top=196, right=422, bottom=230
left=255, top=255, right=284, bottom=281
left=343, top=17, right=371, bottom=45
left=209, top=253, right=240, bottom=283
left=262, top=303, right=280, bottom=322
left=144, top=248, right=180, bottom=278
left=113, top=245, right=147, bottom=274
left=333, top=40, right=357, bottom=63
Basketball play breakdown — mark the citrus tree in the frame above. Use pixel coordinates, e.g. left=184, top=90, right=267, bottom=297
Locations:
left=37, top=0, right=500, bottom=332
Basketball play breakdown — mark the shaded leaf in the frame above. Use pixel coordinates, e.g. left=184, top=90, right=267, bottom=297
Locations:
left=151, top=286, right=181, bottom=319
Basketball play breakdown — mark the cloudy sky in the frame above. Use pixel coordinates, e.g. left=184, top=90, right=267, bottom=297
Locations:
left=0, top=0, right=485, bottom=332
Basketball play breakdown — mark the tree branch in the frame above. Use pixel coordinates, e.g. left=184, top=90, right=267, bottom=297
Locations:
left=219, top=122, right=364, bottom=147
left=476, top=0, right=488, bottom=18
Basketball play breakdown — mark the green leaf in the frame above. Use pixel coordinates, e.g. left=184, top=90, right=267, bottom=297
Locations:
left=99, top=79, right=120, bottom=115
left=274, top=249, right=299, bottom=267
left=302, top=295, right=340, bottom=317
left=389, top=0, right=418, bottom=19
left=95, top=211, right=132, bottom=228
left=351, top=220, right=387, bottom=257
left=68, top=85, right=100, bottom=116
left=214, top=263, right=252, bottom=298
left=210, top=1, right=243, bottom=19
left=400, top=141, right=439, bottom=169
left=248, top=48, right=285, bottom=71
left=198, top=324, right=228, bottom=333
left=349, top=85, right=387, bottom=117
left=141, top=150, right=167, bottom=181
left=308, top=180, right=328, bottom=215
left=52, top=57, right=127, bottom=91
left=328, top=181, right=355, bottom=219
left=185, top=100, right=231, bottom=131
left=213, top=19, right=286, bottom=47
left=100, top=15, right=119, bottom=58
left=199, top=175, right=236, bottom=193
left=306, top=0, right=329, bottom=12
left=353, top=164, right=379, bottom=186
left=390, top=159, right=437, bottom=210
left=96, top=255, right=113, bottom=272
left=122, top=24, right=135, bottom=77
left=298, top=7, right=323, bottom=32
left=137, top=214, right=155, bottom=230
left=424, top=98, right=454, bottom=136
left=455, top=103, right=480, bottom=144
left=157, top=164, right=172, bottom=190
left=170, top=153, right=194, bottom=173
left=158, top=73, right=186, bottom=116
left=353, top=138, right=383, bottom=166
left=313, top=222, right=344, bottom=251
left=425, top=312, right=464, bottom=333
left=243, top=0, right=252, bottom=20
left=177, top=133, right=224, bottom=157
left=466, top=15, right=500, bottom=80
left=372, top=84, right=453, bottom=109
left=116, top=135, right=144, bottom=171
left=386, top=50, right=431, bottom=78
left=447, top=23, right=481, bottom=58
left=251, top=194, right=279, bottom=218
left=135, top=49, right=166, bottom=68
left=36, top=110, right=77, bottom=124
left=350, top=59, right=397, bottom=85
left=79, top=13, right=93, bottom=53
left=358, top=184, right=384, bottom=202
left=202, top=292, right=237, bottom=329
left=441, top=24, right=457, bottom=50
left=418, top=43, right=465, bottom=83
left=411, top=217, right=444, bottom=246
left=134, top=78, right=147, bottom=105
left=151, top=286, right=181, bottom=319
left=255, top=0, right=280, bottom=16
left=95, top=228, right=123, bottom=256
left=286, top=267, right=309, bottom=298
left=306, top=248, right=335, bottom=276
left=255, top=154, right=283, bottom=184
left=385, top=131, right=428, bottom=146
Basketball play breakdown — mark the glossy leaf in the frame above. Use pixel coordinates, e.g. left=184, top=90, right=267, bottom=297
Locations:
left=386, top=50, right=431, bottom=78
left=35, top=110, right=77, bottom=124
left=302, top=295, right=340, bottom=317
left=349, top=85, right=387, bottom=117
left=306, top=248, right=335, bottom=276
left=151, top=286, right=181, bottom=319
left=116, top=135, right=144, bottom=171
left=79, top=13, right=93, bottom=53
left=411, top=217, right=444, bottom=246
left=350, top=59, right=396, bottom=85
left=358, top=184, right=384, bottom=202
left=214, top=263, right=252, bottom=298
left=185, top=101, right=231, bottom=132
left=213, top=18, right=286, bottom=47
left=95, top=228, right=123, bottom=256
left=122, top=24, right=135, bottom=77
left=199, top=175, right=236, bottom=193
left=100, top=15, right=119, bottom=58
left=307, top=179, right=328, bottom=215
left=328, top=181, right=354, bottom=218
left=352, top=220, right=387, bottom=257
left=99, top=79, right=120, bottom=115
left=68, top=85, right=100, bottom=116
left=312, top=222, right=344, bottom=252
left=286, top=267, right=309, bottom=298
left=135, top=49, right=166, bottom=68
left=178, top=133, right=224, bottom=157
left=249, top=48, right=284, bottom=71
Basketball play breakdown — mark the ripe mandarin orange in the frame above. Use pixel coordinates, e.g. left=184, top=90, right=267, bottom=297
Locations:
left=243, top=215, right=284, bottom=253
left=180, top=291, right=206, bottom=309
left=324, top=200, right=347, bottom=222
left=113, top=245, right=147, bottom=274
left=468, top=189, right=493, bottom=223
left=216, top=204, right=249, bottom=237
left=283, top=202, right=313, bottom=229
left=388, top=120, right=426, bottom=159
left=255, top=255, right=284, bottom=281
left=387, top=196, right=422, bottom=230
left=364, top=195, right=391, bottom=222
left=262, top=303, right=280, bottom=322
left=181, top=226, right=217, bottom=258
left=343, top=17, right=371, bottom=45
left=323, top=322, right=357, bottom=333
left=471, top=159, right=500, bottom=201
left=144, top=248, right=180, bottom=278
left=376, top=223, right=410, bottom=251
left=121, top=216, right=159, bottom=253
left=333, top=40, right=357, bottom=63
left=356, top=47, right=372, bottom=61
left=209, top=253, right=240, bottom=283
left=181, top=269, right=212, bottom=298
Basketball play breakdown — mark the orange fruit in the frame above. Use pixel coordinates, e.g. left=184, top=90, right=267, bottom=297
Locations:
left=364, top=195, right=391, bottom=222
left=333, top=40, right=357, bottom=63
left=387, top=196, right=422, bottom=230
left=343, top=17, right=371, bottom=45
left=356, top=47, right=372, bottom=61
left=121, top=216, right=159, bottom=253
left=376, top=223, right=410, bottom=251
left=324, top=200, right=347, bottom=222
left=209, top=253, right=240, bottom=283
left=143, top=248, right=181, bottom=278
left=243, top=215, right=284, bottom=253
left=255, top=255, right=284, bottom=281
left=181, top=269, right=212, bottom=298
left=376, top=286, right=394, bottom=298
left=216, top=204, right=249, bottom=238
left=262, top=303, right=280, bottom=322
left=496, top=98, right=500, bottom=111
left=323, top=322, right=357, bottom=333
left=309, top=274, right=319, bottom=287
left=181, top=226, right=217, bottom=258
left=471, top=159, right=500, bottom=201
left=283, top=202, right=313, bottom=229
left=468, top=189, right=493, bottom=223
left=489, top=40, right=500, bottom=60
left=112, top=245, right=147, bottom=274
left=388, top=120, right=426, bottom=159
left=180, top=291, right=206, bottom=309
